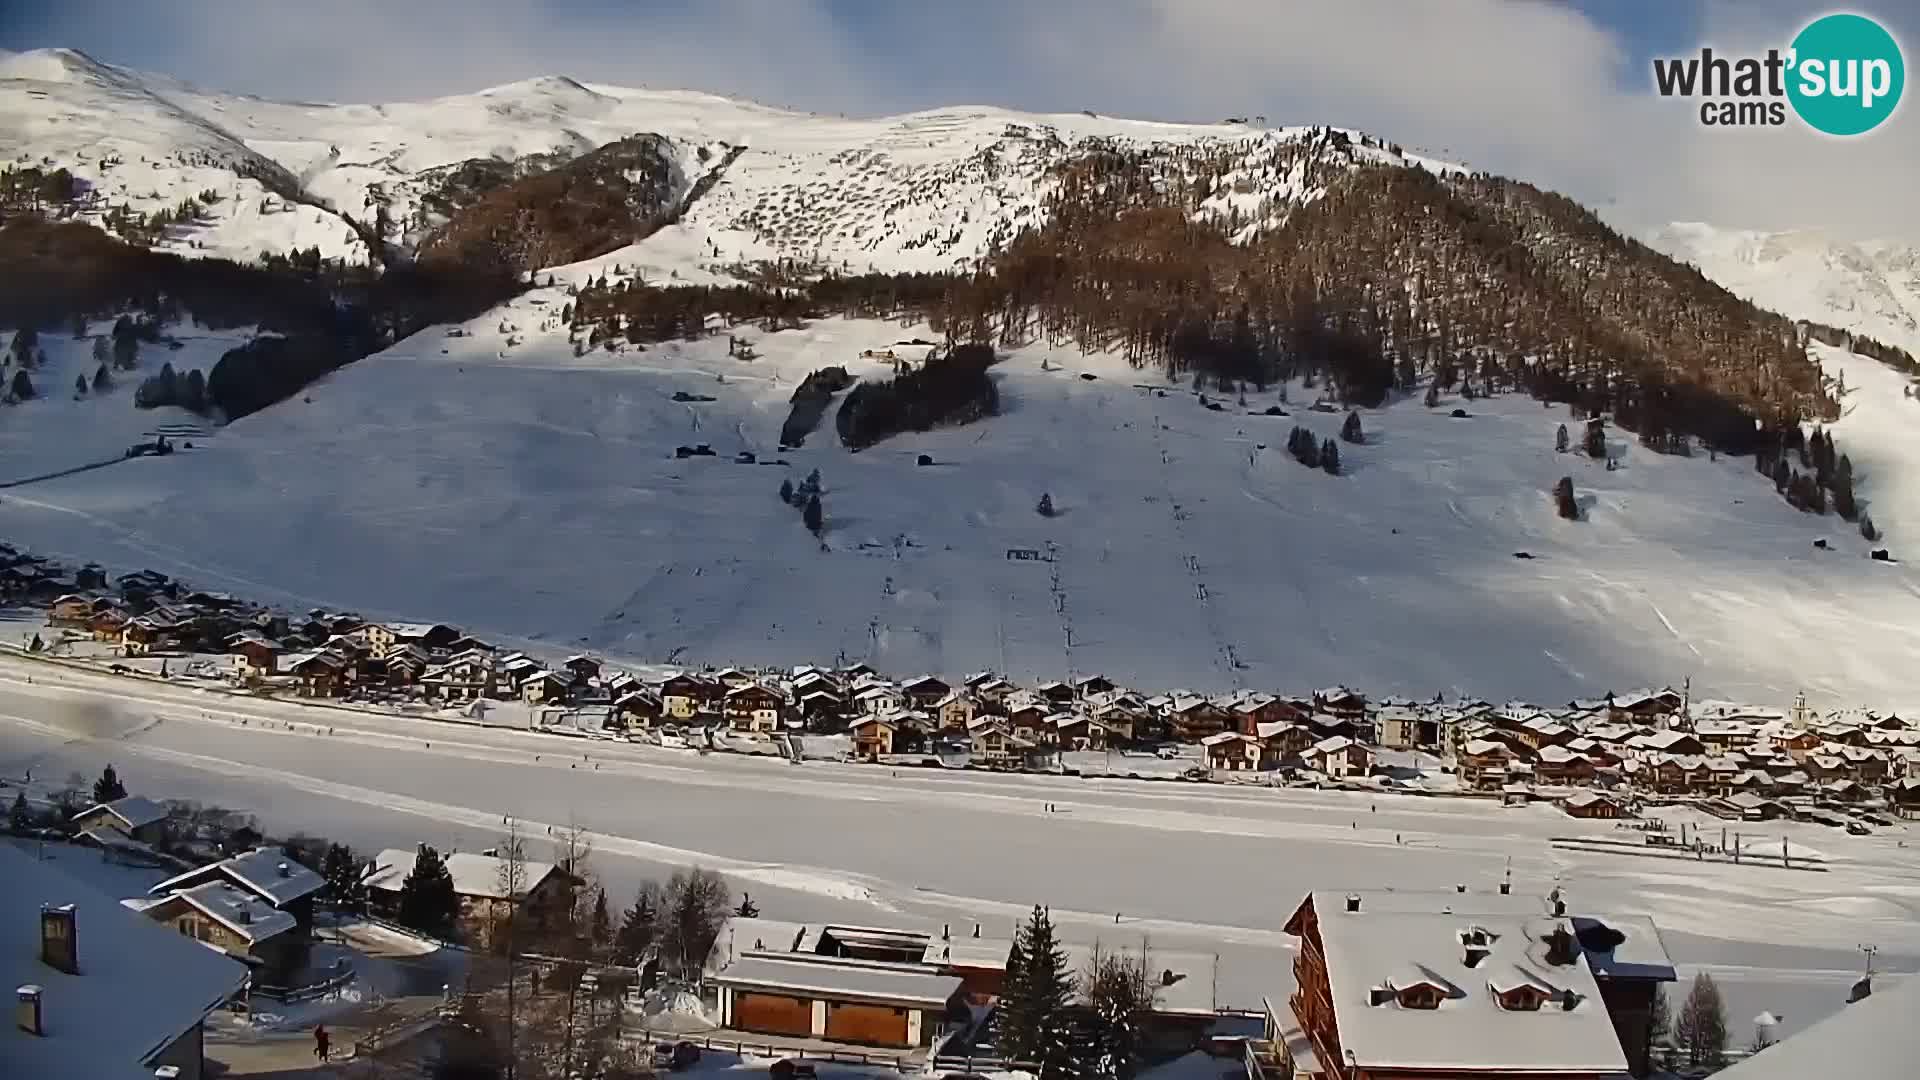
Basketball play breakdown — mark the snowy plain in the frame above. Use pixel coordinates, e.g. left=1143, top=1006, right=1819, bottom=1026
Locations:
left=0, top=653, right=1913, bottom=1042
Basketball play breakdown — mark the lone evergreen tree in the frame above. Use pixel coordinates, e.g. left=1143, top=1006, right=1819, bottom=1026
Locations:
left=1584, top=418, right=1606, bottom=459
left=1860, top=513, right=1879, bottom=542
left=804, top=493, right=824, bottom=535
left=92, top=363, right=111, bottom=392
left=615, top=883, right=661, bottom=965
left=75, top=374, right=88, bottom=397
left=1320, top=438, right=1340, bottom=475
left=1647, top=985, right=1671, bottom=1069
left=1554, top=476, right=1579, bottom=520
left=397, top=844, right=458, bottom=939
left=9, top=369, right=34, bottom=401
left=1673, top=972, right=1728, bottom=1070
left=1555, top=423, right=1569, bottom=453
left=779, top=478, right=794, bottom=505
left=590, top=887, right=614, bottom=950
left=92, top=764, right=128, bottom=804
left=1037, top=492, right=1056, bottom=517
left=9, top=789, right=31, bottom=834
left=322, top=842, right=366, bottom=914
left=1340, top=411, right=1363, bottom=444
left=998, top=906, right=1080, bottom=1078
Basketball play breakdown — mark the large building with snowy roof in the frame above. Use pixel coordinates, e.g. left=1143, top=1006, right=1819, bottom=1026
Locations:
left=2, top=840, right=248, bottom=1080
left=1280, top=889, right=1675, bottom=1080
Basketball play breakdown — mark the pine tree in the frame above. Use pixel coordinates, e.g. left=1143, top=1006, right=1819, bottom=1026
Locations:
left=1037, top=493, right=1056, bottom=517
left=736, top=892, right=759, bottom=918
left=74, top=374, right=87, bottom=397
left=92, top=363, right=111, bottom=392
left=397, top=844, right=458, bottom=939
left=1647, top=985, right=1671, bottom=1069
left=9, top=789, right=31, bottom=834
left=1320, top=438, right=1340, bottom=475
left=804, top=493, right=824, bottom=535
left=1584, top=418, right=1606, bottom=459
left=1000, top=906, right=1082, bottom=1079
left=1860, top=513, right=1879, bottom=542
left=9, top=369, right=34, bottom=401
left=92, top=764, right=128, bottom=804
left=1673, top=972, right=1727, bottom=1070
left=1340, top=411, right=1363, bottom=444
left=615, top=883, right=661, bottom=965
left=92, top=337, right=110, bottom=367
left=779, top=478, right=794, bottom=505
left=1555, top=423, right=1569, bottom=453
left=1554, top=476, right=1579, bottom=520
left=590, top=887, right=613, bottom=949
left=323, top=842, right=366, bottom=913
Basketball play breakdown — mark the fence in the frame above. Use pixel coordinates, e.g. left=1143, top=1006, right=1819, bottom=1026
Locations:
left=628, top=1027, right=930, bottom=1071
left=255, top=961, right=356, bottom=1003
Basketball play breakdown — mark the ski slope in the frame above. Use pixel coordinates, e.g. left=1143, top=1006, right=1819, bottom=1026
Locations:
left=1, top=291, right=1917, bottom=707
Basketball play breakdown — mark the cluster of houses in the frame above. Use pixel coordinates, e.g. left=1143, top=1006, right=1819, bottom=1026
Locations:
left=1422, top=689, right=1920, bottom=822
left=19, top=556, right=1920, bottom=822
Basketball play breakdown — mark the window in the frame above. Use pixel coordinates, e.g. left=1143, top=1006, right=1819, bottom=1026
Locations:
left=1496, top=987, right=1545, bottom=1011
left=1397, top=987, right=1440, bottom=1010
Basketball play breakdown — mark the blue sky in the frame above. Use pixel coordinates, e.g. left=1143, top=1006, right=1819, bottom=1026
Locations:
left=0, top=1, right=1913, bottom=239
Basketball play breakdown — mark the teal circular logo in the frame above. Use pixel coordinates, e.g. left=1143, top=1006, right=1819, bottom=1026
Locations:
left=1788, top=14, right=1904, bottom=135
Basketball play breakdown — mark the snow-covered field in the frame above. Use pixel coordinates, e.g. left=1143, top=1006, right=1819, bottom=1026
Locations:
left=0, top=654, right=1911, bottom=1041
left=2, top=302, right=1916, bottom=705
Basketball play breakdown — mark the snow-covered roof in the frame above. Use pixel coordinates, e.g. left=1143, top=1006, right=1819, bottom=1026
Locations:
left=151, top=847, right=326, bottom=907
left=711, top=952, right=962, bottom=1008
left=1713, top=974, right=1919, bottom=1080
left=363, top=847, right=560, bottom=900
left=1462, top=739, right=1509, bottom=757
left=2, top=841, right=248, bottom=1080
left=1311, top=735, right=1358, bottom=755
left=706, top=917, right=813, bottom=971
left=1311, top=897, right=1629, bottom=1073
left=1200, top=731, right=1256, bottom=747
left=75, top=795, right=168, bottom=831
left=150, top=881, right=297, bottom=945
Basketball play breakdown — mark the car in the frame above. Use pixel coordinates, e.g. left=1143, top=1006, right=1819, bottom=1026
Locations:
left=769, top=1059, right=817, bottom=1080
left=1846, top=821, right=1872, bottom=836
left=654, top=1041, right=700, bottom=1070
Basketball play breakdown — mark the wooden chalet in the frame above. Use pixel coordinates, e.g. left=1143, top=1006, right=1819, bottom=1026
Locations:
left=725, top=682, right=788, bottom=734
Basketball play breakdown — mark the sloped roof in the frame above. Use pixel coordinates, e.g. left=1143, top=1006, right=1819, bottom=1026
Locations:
left=363, top=847, right=560, bottom=900
left=76, top=795, right=168, bottom=831
left=1310, top=896, right=1629, bottom=1073
left=711, top=952, right=962, bottom=1008
left=151, top=847, right=325, bottom=907
left=1713, top=975, right=1919, bottom=1080
left=143, top=881, right=297, bottom=945
left=1, top=841, right=248, bottom=1080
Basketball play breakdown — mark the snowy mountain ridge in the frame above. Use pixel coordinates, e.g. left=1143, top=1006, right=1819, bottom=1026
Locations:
left=0, top=47, right=1442, bottom=275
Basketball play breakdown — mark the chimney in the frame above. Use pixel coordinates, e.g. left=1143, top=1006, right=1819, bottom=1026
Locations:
left=16, top=985, right=44, bottom=1037
left=1463, top=945, right=1490, bottom=968
left=972, top=922, right=981, bottom=939
left=277, top=862, right=291, bottom=878
left=238, top=907, right=252, bottom=925
left=1345, top=894, right=1361, bottom=913
left=40, top=905, right=77, bottom=975
left=1545, top=927, right=1577, bottom=966
left=1455, top=883, right=1467, bottom=894
left=942, top=923, right=950, bottom=940
left=1552, top=897, right=1567, bottom=917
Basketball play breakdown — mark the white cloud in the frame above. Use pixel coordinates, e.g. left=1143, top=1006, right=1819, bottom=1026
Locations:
left=12, top=0, right=1917, bottom=242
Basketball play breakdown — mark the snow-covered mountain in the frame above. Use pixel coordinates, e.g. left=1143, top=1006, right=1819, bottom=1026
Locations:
left=0, top=47, right=1435, bottom=274
left=5, top=49, right=1920, bottom=707
left=1647, top=223, right=1920, bottom=359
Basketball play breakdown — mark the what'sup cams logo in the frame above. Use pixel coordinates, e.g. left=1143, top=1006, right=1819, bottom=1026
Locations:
left=1654, top=12, right=1904, bottom=135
